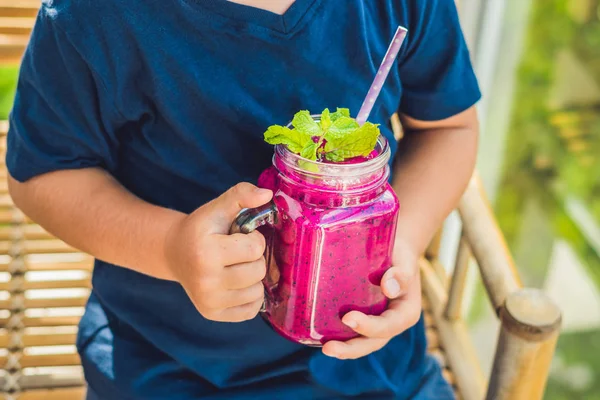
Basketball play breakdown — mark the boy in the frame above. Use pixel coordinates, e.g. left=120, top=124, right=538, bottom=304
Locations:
left=6, top=0, right=480, bottom=398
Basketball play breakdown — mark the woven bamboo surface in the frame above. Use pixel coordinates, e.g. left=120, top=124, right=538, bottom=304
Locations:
left=0, top=121, right=90, bottom=399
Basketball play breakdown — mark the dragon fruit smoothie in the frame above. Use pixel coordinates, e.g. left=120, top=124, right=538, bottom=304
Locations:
left=257, top=139, right=399, bottom=346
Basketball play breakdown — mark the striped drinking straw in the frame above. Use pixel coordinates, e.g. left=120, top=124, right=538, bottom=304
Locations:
left=356, top=26, right=408, bottom=125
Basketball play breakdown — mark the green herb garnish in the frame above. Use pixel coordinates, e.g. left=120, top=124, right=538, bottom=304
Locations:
left=263, top=108, right=380, bottom=162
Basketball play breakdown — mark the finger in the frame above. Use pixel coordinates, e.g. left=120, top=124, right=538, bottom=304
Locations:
left=221, top=257, right=267, bottom=290
left=322, top=336, right=388, bottom=360
left=211, top=298, right=264, bottom=323
left=341, top=282, right=422, bottom=339
left=205, top=182, right=273, bottom=229
left=220, top=281, right=265, bottom=308
left=381, top=264, right=418, bottom=299
left=216, top=231, right=266, bottom=265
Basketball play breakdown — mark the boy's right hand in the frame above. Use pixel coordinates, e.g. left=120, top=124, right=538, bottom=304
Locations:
left=164, top=183, right=273, bottom=323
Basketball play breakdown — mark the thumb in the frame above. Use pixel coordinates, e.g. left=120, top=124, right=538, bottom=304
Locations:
left=204, top=182, right=273, bottom=229
left=381, top=263, right=417, bottom=300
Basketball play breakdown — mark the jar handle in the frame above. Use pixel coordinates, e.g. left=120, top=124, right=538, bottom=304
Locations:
left=229, top=202, right=278, bottom=313
left=229, top=202, right=278, bottom=234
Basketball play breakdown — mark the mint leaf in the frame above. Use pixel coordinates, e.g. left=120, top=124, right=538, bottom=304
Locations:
left=300, top=141, right=319, bottom=160
left=323, top=122, right=380, bottom=161
left=325, top=116, right=360, bottom=139
left=264, top=125, right=311, bottom=154
left=263, top=107, right=379, bottom=163
left=291, top=111, right=321, bottom=136
left=331, top=108, right=351, bottom=121
left=324, top=151, right=345, bottom=162
left=319, top=108, right=332, bottom=131
left=298, top=159, right=320, bottom=173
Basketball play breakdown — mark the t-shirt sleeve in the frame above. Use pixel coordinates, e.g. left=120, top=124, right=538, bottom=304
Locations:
left=398, top=0, right=481, bottom=121
left=6, top=8, right=122, bottom=183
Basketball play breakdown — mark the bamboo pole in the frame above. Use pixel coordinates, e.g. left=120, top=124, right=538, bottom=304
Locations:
left=425, top=229, right=450, bottom=286
left=425, top=229, right=443, bottom=260
left=421, top=260, right=486, bottom=400
left=458, top=174, right=521, bottom=312
left=390, top=113, right=404, bottom=141
left=444, top=236, right=471, bottom=320
left=19, top=387, right=85, bottom=400
left=0, top=1, right=41, bottom=19
left=486, top=288, right=561, bottom=400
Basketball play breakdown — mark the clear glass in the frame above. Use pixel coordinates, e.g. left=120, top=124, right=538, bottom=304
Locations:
left=256, top=136, right=399, bottom=346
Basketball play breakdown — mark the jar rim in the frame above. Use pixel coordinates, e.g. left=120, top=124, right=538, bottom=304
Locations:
left=275, top=114, right=391, bottom=178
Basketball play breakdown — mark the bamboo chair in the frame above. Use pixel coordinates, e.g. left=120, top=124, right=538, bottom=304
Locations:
left=420, top=184, right=562, bottom=400
left=0, top=6, right=562, bottom=400
left=0, top=121, right=89, bottom=399
left=390, top=114, right=562, bottom=400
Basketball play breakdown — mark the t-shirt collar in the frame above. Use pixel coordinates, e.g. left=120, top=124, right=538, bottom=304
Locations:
left=191, top=0, right=320, bottom=34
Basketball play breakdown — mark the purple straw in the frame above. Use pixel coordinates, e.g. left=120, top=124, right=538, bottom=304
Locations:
left=356, top=26, right=408, bottom=125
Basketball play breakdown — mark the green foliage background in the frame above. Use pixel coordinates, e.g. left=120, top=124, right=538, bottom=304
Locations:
left=0, top=67, right=18, bottom=119
left=494, top=0, right=600, bottom=398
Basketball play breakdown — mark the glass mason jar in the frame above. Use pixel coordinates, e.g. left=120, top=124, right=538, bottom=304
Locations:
left=231, top=124, right=399, bottom=346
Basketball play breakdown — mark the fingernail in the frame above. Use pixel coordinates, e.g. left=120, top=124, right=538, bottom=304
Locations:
left=323, top=348, right=338, bottom=358
left=384, top=278, right=401, bottom=298
left=255, top=187, right=270, bottom=194
left=343, top=319, right=358, bottom=329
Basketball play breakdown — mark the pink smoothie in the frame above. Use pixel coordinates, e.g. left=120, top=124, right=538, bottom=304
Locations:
left=257, top=146, right=399, bottom=346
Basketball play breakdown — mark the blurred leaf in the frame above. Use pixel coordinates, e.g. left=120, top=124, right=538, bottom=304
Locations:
left=0, top=67, right=18, bottom=119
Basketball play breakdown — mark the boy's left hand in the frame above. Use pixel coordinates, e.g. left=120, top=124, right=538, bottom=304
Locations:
left=322, top=239, right=422, bottom=360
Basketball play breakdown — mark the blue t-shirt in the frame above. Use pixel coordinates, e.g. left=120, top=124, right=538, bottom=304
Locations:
left=7, top=0, right=480, bottom=399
